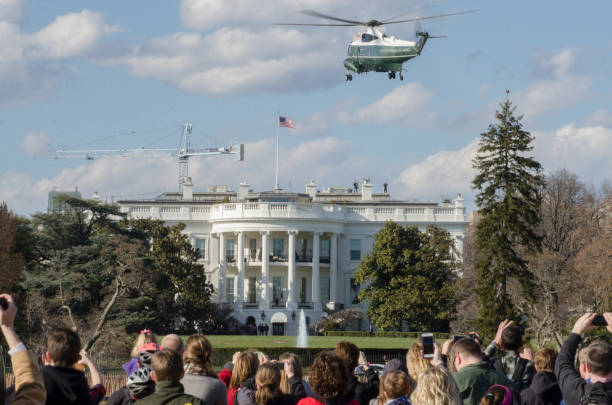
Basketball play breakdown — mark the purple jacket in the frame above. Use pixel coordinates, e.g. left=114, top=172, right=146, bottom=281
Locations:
left=122, top=357, right=139, bottom=375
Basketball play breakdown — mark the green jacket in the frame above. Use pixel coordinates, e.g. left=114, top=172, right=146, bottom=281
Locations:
left=136, top=380, right=204, bottom=405
left=453, top=361, right=519, bottom=405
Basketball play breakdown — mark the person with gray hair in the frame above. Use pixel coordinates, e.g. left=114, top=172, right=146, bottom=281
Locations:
left=161, top=334, right=185, bottom=356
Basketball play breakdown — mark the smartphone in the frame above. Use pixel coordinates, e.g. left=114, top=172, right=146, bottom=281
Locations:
left=453, top=335, right=465, bottom=343
left=422, top=333, right=434, bottom=359
left=593, top=314, right=608, bottom=327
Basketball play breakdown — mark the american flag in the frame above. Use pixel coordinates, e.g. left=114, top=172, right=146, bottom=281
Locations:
left=279, top=116, right=295, bottom=129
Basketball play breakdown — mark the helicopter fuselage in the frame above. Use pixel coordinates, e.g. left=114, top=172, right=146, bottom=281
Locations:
left=343, top=28, right=428, bottom=77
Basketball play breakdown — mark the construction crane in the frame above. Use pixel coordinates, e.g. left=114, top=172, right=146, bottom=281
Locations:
left=54, top=123, right=245, bottom=190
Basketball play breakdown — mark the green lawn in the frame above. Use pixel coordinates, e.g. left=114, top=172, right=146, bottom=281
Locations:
left=195, top=335, right=418, bottom=349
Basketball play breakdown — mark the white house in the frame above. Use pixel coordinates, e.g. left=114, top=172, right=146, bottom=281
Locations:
left=118, top=179, right=467, bottom=335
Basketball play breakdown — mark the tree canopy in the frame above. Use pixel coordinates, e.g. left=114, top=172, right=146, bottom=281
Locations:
left=355, top=222, right=459, bottom=332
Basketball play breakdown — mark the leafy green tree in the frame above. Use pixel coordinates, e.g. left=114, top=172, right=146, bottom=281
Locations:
left=472, top=97, right=543, bottom=335
left=130, top=219, right=214, bottom=329
left=0, top=203, right=25, bottom=292
left=355, top=222, right=458, bottom=331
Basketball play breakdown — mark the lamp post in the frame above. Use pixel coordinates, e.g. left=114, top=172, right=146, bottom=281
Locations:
left=291, top=311, right=296, bottom=321
left=261, top=311, right=266, bottom=321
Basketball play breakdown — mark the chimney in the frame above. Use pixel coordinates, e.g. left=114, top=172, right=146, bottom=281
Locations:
left=305, top=180, right=317, bottom=199
left=238, top=182, right=249, bottom=200
left=182, top=177, right=193, bottom=200
left=361, top=180, right=373, bottom=201
left=454, top=193, right=464, bottom=208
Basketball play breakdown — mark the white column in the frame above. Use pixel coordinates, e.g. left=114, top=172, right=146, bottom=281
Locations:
left=236, top=231, right=244, bottom=309
left=312, top=232, right=321, bottom=311
left=330, top=232, right=338, bottom=306
left=219, top=233, right=226, bottom=303
left=260, top=231, right=270, bottom=310
left=286, top=230, right=298, bottom=310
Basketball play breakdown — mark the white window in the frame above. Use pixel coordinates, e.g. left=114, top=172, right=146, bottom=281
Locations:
left=350, top=239, right=361, bottom=261
left=195, top=238, right=206, bottom=259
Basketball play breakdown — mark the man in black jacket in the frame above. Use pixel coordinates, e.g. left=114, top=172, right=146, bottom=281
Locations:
left=554, top=313, right=612, bottom=405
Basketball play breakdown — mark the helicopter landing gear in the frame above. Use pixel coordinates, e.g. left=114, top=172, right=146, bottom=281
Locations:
left=399, top=72, right=404, bottom=81
left=345, top=73, right=353, bottom=81
left=388, top=71, right=396, bottom=79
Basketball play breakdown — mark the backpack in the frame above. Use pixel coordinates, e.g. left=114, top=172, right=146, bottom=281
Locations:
left=580, top=383, right=611, bottom=405
left=494, top=356, right=529, bottom=391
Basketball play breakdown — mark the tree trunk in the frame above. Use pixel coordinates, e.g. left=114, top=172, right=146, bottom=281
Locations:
left=84, top=276, right=122, bottom=352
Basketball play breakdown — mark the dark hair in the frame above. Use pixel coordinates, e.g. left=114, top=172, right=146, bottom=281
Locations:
left=47, top=328, right=81, bottom=367
left=151, top=349, right=183, bottom=382
left=309, top=351, right=351, bottom=399
left=501, top=326, right=523, bottom=352
left=335, top=341, right=359, bottom=370
left=183, top=335, right=217, bottom=377
left=452, top=337, right=483, bottom=361
left=479, top=385, right=510, bottom=405
left=586, top=342, right=612, bottom=377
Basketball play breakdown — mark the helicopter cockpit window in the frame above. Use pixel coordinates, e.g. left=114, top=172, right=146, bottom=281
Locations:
left=360, top=33, right=378, bottom=42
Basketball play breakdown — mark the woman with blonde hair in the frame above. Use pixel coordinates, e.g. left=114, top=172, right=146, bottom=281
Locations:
left=406, top=341, right=430, bottom=382
left=123, top=329, right=157, bottom=375
left=228, top=351, right=259, bottom=405
left=181, top=335, right=228, bottom=405
left=279, top=352, right=311, bottom=398
left=236, top=363, right=300, bottom=405
left=411, top=366, right=462, bottom=405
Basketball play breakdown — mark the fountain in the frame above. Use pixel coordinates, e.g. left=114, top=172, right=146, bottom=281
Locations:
left=296, top=309, right=308, bottom=348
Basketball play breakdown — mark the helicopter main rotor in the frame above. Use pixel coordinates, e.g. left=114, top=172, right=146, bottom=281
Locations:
left=275, top=9, right=477, bottom=28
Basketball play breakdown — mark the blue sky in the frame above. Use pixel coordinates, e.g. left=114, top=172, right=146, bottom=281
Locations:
left=1, top=0, right=611, bottom=214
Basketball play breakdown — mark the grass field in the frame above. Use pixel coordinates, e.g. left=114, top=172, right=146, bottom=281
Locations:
left=200, top=335, right=418, bottom=349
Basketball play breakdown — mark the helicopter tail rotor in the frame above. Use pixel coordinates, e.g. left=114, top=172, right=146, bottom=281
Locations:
left=412, top=17, right=425, bottom=41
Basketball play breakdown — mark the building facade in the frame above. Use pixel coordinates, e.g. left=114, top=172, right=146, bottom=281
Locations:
left=118, top=180, right=468, bottom=335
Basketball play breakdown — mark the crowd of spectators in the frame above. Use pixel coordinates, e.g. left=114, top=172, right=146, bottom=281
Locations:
left=0, top=292, right=610, bottom=405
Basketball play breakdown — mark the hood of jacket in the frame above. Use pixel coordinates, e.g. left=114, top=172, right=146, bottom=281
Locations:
left=43, top=365, right=91, bottom=404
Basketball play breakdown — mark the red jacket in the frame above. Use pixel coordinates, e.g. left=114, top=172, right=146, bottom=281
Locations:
left=228, top=387, right=239, bottom=405
left=219, top=368, right=232, bottom=388
left=298, top=396, right=359, bottom=405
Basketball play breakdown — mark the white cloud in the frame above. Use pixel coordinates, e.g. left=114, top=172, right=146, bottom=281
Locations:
left=0, top=7, right=117, bottom=104
left=1, top=137, right=365, bottom=214
left=179, top=0, right=427, bottom=31
left=394, top=139, right=479, bottom=202
left=531, top=48, right=577, bottom=78
left=0, top=0, right=23, bottom=24
left=533, top=122, right=612, bottom=180
left=515, top=49, right=591, bottom=119
left=584, top=108, right=612, bottom=127
left=104, top=27, right=343, bottom=95
left=339, top=82, right=436, bottom=125
left=21, top=132, right=51, bottom=157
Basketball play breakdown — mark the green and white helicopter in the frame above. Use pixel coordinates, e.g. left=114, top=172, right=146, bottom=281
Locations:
left=278, top=9, right=476, bottom=81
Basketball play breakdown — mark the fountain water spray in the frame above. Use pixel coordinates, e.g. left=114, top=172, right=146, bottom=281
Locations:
left=296, top=309, right=308, bottom=348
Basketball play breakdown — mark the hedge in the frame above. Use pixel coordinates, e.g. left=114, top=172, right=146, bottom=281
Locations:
left=323, top=331, right=451, bottom=338
left=208, top=347, right=408, bottom=367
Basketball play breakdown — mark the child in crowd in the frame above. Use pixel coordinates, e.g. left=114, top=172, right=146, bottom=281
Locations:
left=42, top=327, right=95, bottom=405
left=124, top=329, right=157, bottom=375
left=381, top=370, right=412, bottom=405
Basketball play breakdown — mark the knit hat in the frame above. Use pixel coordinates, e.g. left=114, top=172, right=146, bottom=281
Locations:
left=382, top=359, right=408, bottom=376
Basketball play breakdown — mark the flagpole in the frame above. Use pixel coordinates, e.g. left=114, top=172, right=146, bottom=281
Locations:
left=274, top=111, right=280, bottom=191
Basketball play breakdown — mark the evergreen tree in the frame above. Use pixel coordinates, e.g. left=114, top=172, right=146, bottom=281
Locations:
left=472, top=97, right=543, bottom=335
left=355, top=222, right=458, bottom=331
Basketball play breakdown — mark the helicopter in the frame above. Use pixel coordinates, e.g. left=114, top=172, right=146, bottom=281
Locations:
left=276, top=9, right=476, bottom=81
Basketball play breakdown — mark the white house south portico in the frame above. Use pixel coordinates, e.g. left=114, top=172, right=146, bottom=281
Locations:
left=118, top=179, right=468, bottom=335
